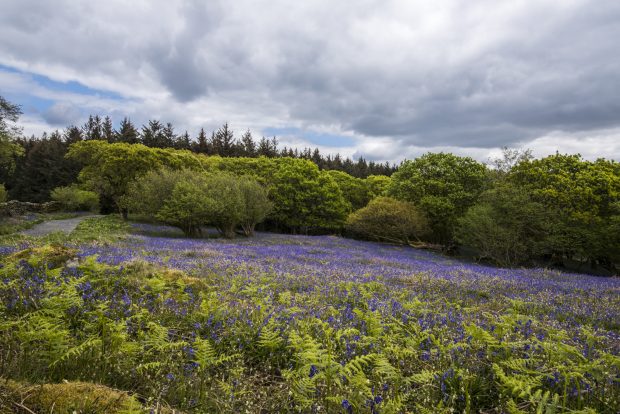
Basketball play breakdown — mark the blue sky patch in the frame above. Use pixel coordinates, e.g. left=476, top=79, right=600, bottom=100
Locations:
left=263, top=127, right=355, bottom=147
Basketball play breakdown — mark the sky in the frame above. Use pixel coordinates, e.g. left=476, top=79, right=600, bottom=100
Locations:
left=1, top=0, right=619, bottom=163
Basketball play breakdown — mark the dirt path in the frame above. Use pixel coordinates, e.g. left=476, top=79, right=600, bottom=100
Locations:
left=20, top=215, right=102, bottom=237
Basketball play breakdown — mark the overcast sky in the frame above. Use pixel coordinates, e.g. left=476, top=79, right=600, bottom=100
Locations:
left=1, top=0, right=619, bottom=162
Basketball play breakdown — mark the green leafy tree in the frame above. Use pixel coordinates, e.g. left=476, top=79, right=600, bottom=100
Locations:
left=456, top=183, right=551, bottom=266
left=66, top=141, right=206, bottom=217
left=122, top=168, right=187, bottom=217
left=238, top=177, right=272, bottom=236
left=365, top=175, right=391, bottom=199
left=269, top=159, right=349, bottom=232
left=325, top=170, right=371, bottom=211
left=509, top=154, right=619, bottom=269
left=388, top=152, right=488, bottom=245
left=156, top=176, right=213, bottom=237
left=202, top=174, right=245, bottom=238
left=346, top=197, right=430, bottom=245
left=0, top=96, right=25, bottom=173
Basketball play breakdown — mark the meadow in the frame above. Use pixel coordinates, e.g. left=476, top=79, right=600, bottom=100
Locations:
left=0, top=217, right=618, bottom=413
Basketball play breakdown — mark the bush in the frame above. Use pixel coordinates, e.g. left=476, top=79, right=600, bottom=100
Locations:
left=346, top=197, right=430, bottom=245
left=201, top=174, right=245, bottom=238
left=122, top=168, right=187, bottom=217
left=156, top=175, right=214, bottom=237
left=325, top=170, right=370, bottom=211
left=125, top=169, right=271, bottom=238
left=456, top=183, right=551, bottom=266
left=50, top=185, right=99, bottom=212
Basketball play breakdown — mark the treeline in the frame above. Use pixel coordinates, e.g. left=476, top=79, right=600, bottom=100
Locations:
left=63, top=140, right=379, bottom=232
left=1, top=114, right=393, bottom=202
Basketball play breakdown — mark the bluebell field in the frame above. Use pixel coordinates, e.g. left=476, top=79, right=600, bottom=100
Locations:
left=1, top=220, right=618, bottom=413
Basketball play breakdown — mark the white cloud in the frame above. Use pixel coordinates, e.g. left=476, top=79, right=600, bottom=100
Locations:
left=0, top=0, right=618, bottom=162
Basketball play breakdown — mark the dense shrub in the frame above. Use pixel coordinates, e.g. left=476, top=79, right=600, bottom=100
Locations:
left=50, top=185, right=99, bottom=212
left=346, top=197, right=430, bottom=245
left=122, top=168, right=187, bottom=217
left=155, top=174, right=214, bottom=237
left=0, top=184, right=6, bottom=203
left=66, top=140, right=207, bottom=216
left=70, top=142, right=349, bottom=232
left=125, top=169, right=270, bottom=238
left=508, top=154, right=620, bottom=269
left=456, top=183, right=551, bottom=266
left=200, top=174, right=245, bottom=238
left=265, top=158, right=349, bottom=232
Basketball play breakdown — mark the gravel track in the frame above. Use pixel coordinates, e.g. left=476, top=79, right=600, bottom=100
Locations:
left=20, top=215, right=101, bottom=237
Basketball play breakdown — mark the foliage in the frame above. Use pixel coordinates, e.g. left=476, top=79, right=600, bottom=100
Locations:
left=267, top=158, right=349, bottom=232
left=122, top=168, right=187, bottom=217
left=199, top=174, right=245, bottom=238
left=125, top=168, right=270, bottom=238
left=66, top=141, right=207, bottom=216
left=238, top=176, right=273, bottom=236
left=0, top=96, right=24, bottom=174
left=325, top=170, right=371, bottom=211
left=0, top=223, right=617, bottom=413
left=0, top=185, right=6, bottom=203
left=10, top=134, right=81, bottom=202
left=155, top=174, right=214, bottom=237
left=208, top=156, right=350, bottom=232
left=365, top=174, right=392, bottom=199
left=388, top=152, right=488, bottom=245
left=346, top=197, right=430, bottom=245
left=51, top=185, right=99, bottom=212
left=456, top=183, right=551, bottom=266
left=509, top=154, right=620, bottom=268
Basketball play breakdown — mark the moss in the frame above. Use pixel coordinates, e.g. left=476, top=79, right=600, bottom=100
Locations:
left=124, top=260, right=209, bottom=290
left=0, top=379, right=143, bottom=413
left=9, top=244, right=77, bottom=269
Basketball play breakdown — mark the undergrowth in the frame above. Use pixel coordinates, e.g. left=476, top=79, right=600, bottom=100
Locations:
left=0, top=236, right=618, bottom=413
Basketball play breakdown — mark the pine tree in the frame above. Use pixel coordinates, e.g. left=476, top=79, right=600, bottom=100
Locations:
left=141, top=120, right=164, bottom=147
left=213, top=123, right=235, bottom=156
left=102, top=116, right=115, bottom=142
left=175, top=131, right=192, bottom=150
left=82, top=115, right=103, bottom=140
left=161, top=122, right=176, bottom=148
left=63, top=125, right=83, bottom=144
left=116, top=118, right=139, bottom=144
left=240, top=130, right=256, bottom=157
left=194, top=128, right=209, bottom=154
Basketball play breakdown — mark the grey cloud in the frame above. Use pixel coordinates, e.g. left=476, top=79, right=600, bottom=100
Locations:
left=1, top=0, right=620, bottom=154
left=42, top=102, right=81, bottom=126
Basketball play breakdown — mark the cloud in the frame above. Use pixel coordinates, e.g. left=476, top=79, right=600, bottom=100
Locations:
left=41, top=102, right=82, bottom=126
left=0, top=0, right=619, bottom=161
